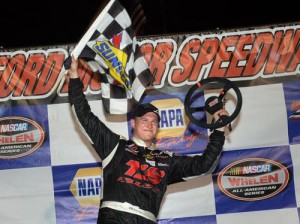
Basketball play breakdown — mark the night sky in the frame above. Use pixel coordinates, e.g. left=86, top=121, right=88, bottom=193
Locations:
left=1, top=0, right=300, bottom=49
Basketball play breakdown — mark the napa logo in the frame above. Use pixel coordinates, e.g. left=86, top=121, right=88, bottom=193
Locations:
left=70, top=167, right=102, bottom=207
left=152, top=98, right=189, bottom=138
left=93, top=40, right=131, bottom=90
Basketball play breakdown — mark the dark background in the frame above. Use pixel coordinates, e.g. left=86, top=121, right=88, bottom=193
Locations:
left=1, top=0, right=300, bottom=49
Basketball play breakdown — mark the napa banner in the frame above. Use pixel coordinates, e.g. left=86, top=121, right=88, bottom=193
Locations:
left=0, top=22, right=300, bottom=224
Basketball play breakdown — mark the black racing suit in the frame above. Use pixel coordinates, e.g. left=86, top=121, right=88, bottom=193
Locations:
left=69, top=78, right=225, bottom=224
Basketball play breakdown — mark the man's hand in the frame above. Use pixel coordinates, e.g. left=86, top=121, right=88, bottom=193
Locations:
left=68, top=56, right=79, bottom=79
left=213, top=108, right=229, bottom=132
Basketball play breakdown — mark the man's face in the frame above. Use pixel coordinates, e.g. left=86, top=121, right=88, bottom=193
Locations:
left=131, top=112, right=159, bottom=146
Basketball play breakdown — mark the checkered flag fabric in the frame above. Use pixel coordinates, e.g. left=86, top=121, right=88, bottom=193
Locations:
left=67, top=0, right=153, bottom=114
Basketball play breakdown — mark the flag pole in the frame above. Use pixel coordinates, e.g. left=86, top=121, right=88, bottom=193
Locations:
left=71, top=0, right=115, bottom=59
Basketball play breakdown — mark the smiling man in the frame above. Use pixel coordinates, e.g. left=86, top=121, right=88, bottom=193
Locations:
left=68, top=57, right=228, bottom=224
left=130, top=103, right=160, bottom=147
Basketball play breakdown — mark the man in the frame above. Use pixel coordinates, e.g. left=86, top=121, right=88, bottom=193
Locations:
left=68, top=57, right=228, bottom=224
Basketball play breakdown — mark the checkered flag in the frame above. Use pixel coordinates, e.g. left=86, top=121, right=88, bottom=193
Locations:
left=66, top=0, right=153, bottom=114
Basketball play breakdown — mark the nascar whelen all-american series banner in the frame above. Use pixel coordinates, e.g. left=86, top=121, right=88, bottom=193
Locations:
left=1, top=19, right=300, bottom=224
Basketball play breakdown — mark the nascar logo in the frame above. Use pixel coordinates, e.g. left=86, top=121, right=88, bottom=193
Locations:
left=217, top=158, right=289, bottom=201
left=0, top=116, right=45, bottom=159
left=0, top=122, right=28, bottom=132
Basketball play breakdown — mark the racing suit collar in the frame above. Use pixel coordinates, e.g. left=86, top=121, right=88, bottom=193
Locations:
left=132, top=137, right=156, bottom=150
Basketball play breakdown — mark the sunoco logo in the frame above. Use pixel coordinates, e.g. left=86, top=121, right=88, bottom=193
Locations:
left=217, top=158, right=289, bottom=201
left=0, top=116, right=45, bottom=159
